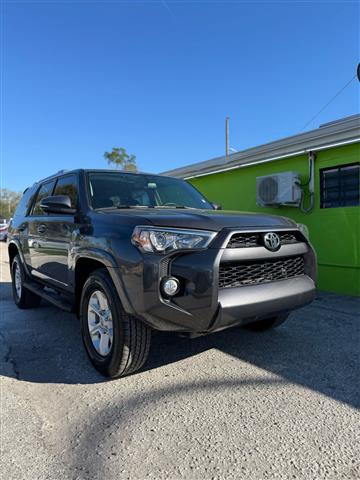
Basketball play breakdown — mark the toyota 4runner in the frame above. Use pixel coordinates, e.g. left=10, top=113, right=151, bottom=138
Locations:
left=8, top=169, right=317, bottom=378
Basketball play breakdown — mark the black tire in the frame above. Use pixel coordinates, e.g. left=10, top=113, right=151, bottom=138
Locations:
left=11, top=254, right=42, bottom=309
left=80, top=268, right=151, bottom=378
left=243, top=314, right=289, bottom=332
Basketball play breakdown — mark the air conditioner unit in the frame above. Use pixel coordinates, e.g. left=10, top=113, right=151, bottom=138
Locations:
left=256, top=171, right=302, bottom=206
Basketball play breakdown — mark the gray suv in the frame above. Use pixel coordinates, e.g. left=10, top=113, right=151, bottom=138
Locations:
left=8, top=169, right=317, bottom=378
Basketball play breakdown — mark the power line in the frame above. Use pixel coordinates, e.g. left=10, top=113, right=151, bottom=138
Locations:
left=299, top=74, right=357, bottom=133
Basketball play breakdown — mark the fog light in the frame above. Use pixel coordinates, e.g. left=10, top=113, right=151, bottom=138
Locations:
left=161, top=277, right=180, bottom=297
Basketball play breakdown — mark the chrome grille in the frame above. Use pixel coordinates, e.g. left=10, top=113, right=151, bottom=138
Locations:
left=219, top=256, right=305, bottom=289
left=227, top=231, right=300, bottom=248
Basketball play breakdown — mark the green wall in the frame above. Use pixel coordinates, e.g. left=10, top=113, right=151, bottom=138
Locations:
left=190, top=143, right=360, bottom=296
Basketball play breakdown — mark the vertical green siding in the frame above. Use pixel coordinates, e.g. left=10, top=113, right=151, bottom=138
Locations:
left=190, top=143, right=360, bottom=295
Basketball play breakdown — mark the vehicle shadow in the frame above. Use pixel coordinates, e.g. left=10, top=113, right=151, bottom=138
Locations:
left=1, top=281, right=359, bottom=408
left=69, top=376, right=287, bottom=480
left=1, top=281, right=104, bottom=384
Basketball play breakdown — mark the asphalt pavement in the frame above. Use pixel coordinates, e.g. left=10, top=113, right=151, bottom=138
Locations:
left=0, top=242, right=359, bottom=479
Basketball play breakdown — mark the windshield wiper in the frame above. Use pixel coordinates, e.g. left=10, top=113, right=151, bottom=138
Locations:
left=116, top=205, right=153, bottom=209
left=154, top=205, right=197, bottom=210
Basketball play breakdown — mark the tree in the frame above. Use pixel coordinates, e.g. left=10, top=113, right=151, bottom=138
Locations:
left=104, top=148, right=137, bottom=172
left=0, top=188, right=22, bottom=220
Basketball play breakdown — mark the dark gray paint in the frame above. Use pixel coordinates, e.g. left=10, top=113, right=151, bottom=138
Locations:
left=8, top=169, right=317, bottom=334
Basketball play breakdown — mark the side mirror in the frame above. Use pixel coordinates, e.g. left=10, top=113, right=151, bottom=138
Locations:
left=40, top=195, right=76, bottom=214
left=212, top=203, right=222, bottom=210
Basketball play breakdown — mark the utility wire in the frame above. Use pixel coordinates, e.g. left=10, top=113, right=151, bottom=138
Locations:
left=299, top=74, right=357, bottom=133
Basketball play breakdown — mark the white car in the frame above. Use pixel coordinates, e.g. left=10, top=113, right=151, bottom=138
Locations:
left=0, top=220, right=8, bottom=241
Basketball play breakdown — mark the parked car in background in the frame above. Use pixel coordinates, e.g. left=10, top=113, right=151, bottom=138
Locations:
left=0, top=219, right=8, bottom=241
left=8, top=169, right=317, bottom=378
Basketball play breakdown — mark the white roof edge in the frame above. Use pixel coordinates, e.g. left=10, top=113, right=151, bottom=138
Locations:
left=162, top=114, right=360, bottom=179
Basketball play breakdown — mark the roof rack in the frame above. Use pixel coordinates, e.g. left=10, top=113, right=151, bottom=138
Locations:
left=36, top=169, right=69, bottom=184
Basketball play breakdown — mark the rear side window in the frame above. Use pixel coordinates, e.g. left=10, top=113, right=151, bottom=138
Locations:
left=53, top=175, right=78, bottom=208
left=31, top=181, right=56, bottom=216
left=13, top=187, right=36, bottom=218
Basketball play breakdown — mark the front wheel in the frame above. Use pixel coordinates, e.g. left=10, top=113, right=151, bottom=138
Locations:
left=80, top=268, right=151, bottom=378
left=243, top=314, right=289, bottom=332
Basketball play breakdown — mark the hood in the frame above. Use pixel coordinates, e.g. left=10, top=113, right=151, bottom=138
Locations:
left=98, top=208, right=296, bottom=231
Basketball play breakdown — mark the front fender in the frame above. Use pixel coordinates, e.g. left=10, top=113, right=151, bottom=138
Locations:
left=8, top=238, right=31, bottom=276
left=72, top=247, right=135, bottom=315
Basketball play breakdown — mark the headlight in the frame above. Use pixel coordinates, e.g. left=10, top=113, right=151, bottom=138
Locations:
left=131, top=226, right=216, bottom=254
left=297, top=223, right=310, bottom=240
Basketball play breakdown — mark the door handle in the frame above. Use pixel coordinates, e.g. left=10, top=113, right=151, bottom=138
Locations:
left=37, top=224, right=46, bottom=235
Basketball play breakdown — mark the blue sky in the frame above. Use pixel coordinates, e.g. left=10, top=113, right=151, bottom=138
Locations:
left=2, top=0, right=359, bottom=192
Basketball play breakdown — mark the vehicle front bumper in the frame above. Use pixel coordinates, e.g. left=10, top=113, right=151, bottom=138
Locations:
left=211, top=275, right=315, bottom=332
left=112, top=228, right=317, bottom=334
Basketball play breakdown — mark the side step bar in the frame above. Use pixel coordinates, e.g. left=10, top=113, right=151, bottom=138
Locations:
left=24, top=282, right=74, bottom=312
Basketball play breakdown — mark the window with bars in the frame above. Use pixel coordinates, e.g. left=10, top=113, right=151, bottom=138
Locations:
left=320, top=163, right=359, bottom=209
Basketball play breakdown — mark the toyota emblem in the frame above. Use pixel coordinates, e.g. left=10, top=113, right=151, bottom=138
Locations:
left=263, top=232, right=281, bottom=251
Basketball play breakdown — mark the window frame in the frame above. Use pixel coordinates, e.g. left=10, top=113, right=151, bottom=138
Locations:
left=14, top=186, right=37, bottom=218
left=320, top=162, right=360, bottom=209
left=52, top=173, right=80, bottom=212
left=29, top=180, right=56, bottom=217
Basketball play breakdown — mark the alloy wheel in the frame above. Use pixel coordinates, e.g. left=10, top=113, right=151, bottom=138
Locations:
left=14, top=261, right=22, bottom=299
left=87, top=290, right=114, bottom=357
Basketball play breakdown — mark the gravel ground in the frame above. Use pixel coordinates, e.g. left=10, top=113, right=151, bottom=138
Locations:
left=0, top=241, right=359, bottom=480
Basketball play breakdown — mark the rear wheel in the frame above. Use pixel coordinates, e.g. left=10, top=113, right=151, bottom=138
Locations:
left=80, top=268, right=151, bottom=378
left=11, top=254, right=42, bottom=309
left=243, top=314, right=289, bottom=332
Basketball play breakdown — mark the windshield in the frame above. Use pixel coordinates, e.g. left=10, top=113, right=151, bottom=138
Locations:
left=88, top=172, right=213, bottom=210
